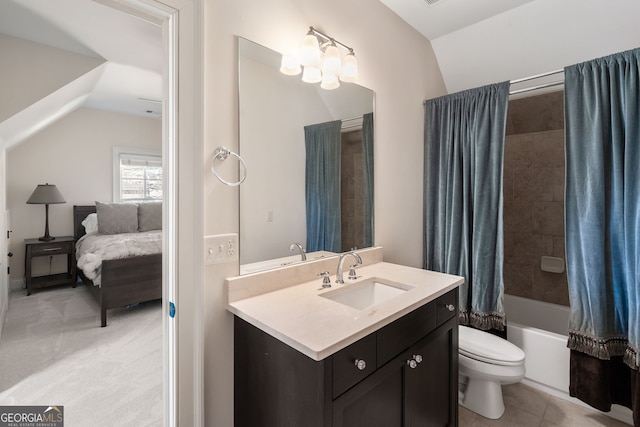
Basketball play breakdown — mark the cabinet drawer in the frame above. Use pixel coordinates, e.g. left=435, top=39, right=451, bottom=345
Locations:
left=29, top=241, right=72, bottom=256
left=332, top=333, right=377, bottom=398
left=435, top=290, right=457, bottom=326
left=376, top=301, right=436, bottom=368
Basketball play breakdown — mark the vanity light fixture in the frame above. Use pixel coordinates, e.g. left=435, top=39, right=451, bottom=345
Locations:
left=279, top=26, right=358, bottom=89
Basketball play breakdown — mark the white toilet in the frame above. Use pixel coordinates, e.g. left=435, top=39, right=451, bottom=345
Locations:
left=458, top=325, right=526, bottom=419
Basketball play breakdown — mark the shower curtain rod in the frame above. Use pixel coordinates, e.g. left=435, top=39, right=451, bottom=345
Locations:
left=341, top=116, right=363, bottom=131
left=422, top=68, right=566, bottom=102
left=509, top=69, right=565, bottom=95
left=510, top=68, right=564, bottom=84
left=510, top=80, right=564, bottom=95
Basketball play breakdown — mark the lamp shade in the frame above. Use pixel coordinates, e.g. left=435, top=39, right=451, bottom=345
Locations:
left=322, top=44, right=342, bottom=76
left=299, top=33, right=321, bottom=67
left=280, top=53, right=302, bottom=76
left=340, top=53, right=358, bottom=83
left=27, top=184, right=66, bottom=205
left=320, top=72, right=340, bottom=90
left=301, top=66, right=322, bottom=84
left=27, top=184, right=65, bottom=241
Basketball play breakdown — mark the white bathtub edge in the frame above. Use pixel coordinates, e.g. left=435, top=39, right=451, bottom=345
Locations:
left=506, top=315, right=633, bottom=425
left=508, top=321, right=570, bottom=392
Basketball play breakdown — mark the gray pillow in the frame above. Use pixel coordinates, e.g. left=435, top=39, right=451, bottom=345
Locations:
left=96, top=202, right=139, bottom=234
left=138, top=202, right=162, bottom=231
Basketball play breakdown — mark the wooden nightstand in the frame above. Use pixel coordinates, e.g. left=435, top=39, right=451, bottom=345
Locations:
left=24, top=236, right=77, bottom=295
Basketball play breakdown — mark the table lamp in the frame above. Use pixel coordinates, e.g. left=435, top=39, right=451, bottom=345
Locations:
left=26, top=183, right=66, bottom=241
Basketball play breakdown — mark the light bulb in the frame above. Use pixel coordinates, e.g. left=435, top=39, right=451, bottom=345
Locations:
left=340, top=52, right=358, bottom=82
left=302, top=66, right=322, bottom=83
left=299, top=34, right=321, bottom=67
left=322, top=44, right=342, bottom=76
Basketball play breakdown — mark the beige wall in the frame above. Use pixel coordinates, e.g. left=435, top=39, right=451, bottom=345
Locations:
left=7, top=107, right=161, bottom=282
left=203, top=0, right=446, bottom=424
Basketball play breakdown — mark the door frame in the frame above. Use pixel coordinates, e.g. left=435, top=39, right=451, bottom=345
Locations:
left=96, top=0, right=203, bottom=425
left=0, top=149, right=7, bottom=343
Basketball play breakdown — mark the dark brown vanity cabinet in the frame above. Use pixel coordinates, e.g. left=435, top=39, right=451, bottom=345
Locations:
left=234, top=288, right=458, bottom=427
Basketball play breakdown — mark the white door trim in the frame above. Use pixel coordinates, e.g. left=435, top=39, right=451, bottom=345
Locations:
left=93, top=0, right=203, bottom=425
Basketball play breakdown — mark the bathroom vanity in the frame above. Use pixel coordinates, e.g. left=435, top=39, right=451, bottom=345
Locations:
left=227, top=249, right=463, bottom=427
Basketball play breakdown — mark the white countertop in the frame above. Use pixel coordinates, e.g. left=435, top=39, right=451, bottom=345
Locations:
left=227, top=261, right=464, bottom=361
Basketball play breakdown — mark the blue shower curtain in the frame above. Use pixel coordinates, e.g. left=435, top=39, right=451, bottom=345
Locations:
left=565, top=48, right=640, bottom=426
left=362, top=112, right=374, bottom=248
left=305, top=120, right=342, bottom=253
left=565, top=48, right=640, bottom=374
left=424, top=82, right=509, bottom=330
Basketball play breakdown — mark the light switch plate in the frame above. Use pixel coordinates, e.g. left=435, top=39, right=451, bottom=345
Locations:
left=204, top=233, right=239, bottom=265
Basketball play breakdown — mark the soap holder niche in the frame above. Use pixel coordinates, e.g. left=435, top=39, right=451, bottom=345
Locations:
left=540, top=256, right=564, bottom=273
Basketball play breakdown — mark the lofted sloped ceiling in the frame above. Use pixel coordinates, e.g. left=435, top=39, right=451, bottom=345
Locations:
left=0, top=35, right=108, bottom=149
left=380, top=0, right=640, bottom=94
left=0, top=0, right=162, bottom=149
left=378, top=0, right=537, bottom=41
left=0, top=34, right=105, bottom=123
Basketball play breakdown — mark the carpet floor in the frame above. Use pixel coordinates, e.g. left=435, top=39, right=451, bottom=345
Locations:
left=0, top=284, right=162, bottom=426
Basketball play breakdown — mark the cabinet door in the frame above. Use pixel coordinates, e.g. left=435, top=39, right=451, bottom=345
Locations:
left=332, top=356, right=404, bottom=427
left=404, top=318, right=458, bottom=427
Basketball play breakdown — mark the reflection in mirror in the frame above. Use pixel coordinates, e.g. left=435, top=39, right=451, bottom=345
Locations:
left=238, top=37, right=375, bottom=274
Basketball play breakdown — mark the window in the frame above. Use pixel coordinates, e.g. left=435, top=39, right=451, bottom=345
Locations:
left=113, top=147, right=162, bottom=203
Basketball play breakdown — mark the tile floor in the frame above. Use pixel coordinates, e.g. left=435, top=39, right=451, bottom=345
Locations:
left=459, top=382, right=632, bottom=426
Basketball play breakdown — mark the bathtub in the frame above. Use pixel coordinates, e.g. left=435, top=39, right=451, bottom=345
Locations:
left=504, top=294, right=571, bottom=392
left=504, top=294, right=633, bottom=425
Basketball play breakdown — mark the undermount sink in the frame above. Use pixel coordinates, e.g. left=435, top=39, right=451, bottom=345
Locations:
left=320, top=278, right=414, bottom=310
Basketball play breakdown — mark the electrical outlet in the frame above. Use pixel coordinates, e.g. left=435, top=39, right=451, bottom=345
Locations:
left=204, top=233, right=239, bottom=265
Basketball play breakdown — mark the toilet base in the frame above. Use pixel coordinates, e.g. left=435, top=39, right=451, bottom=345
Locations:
left=460, top=376, right=505, bottom=419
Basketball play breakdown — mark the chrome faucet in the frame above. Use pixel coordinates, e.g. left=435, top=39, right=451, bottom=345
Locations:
left=289, top=242, right=307, bottom=261
left=336, top=251, right=362, bottom=284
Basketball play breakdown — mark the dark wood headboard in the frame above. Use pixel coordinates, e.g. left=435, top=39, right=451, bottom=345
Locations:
left=73, top=205, right=97, bottom=240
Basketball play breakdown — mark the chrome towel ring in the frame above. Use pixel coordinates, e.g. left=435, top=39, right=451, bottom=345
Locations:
left=211, top=146, right=247, bottom=186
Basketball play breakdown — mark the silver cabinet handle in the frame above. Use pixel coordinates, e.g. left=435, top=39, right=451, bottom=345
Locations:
left=43, top=247, right=62, bottom=252
left=407, top=354, right=422, bottom=369
left=445, top=304, right=455, bottom=312
left=354, top=359, right=366, bottom=371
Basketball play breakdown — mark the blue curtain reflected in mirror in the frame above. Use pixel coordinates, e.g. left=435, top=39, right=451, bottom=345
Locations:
left=305, top=114, right=375, bottom=253
left=305, top=120, right=342, bottom=252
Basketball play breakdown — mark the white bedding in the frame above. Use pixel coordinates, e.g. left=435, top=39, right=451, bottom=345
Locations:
left=76, top=230, right=162, bottom=286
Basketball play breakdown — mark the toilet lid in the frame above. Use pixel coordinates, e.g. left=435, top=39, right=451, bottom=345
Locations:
left=459, top=325, right=525, bottom=366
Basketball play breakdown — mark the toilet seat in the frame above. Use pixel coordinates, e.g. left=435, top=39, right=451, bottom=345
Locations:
left=459, top=325, right=525, bottom=367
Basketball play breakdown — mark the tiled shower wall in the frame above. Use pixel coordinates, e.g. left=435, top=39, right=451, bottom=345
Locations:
left=503, top=91, right=569, bottom=306
left=341, top=129, right=365, bottom=252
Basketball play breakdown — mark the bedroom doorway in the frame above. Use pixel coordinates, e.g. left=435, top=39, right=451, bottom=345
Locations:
left=104, top=1, right=180, bottom=424
left=0, top=0, right=200, bottom=423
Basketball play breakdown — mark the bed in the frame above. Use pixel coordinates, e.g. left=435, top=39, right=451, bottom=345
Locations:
left=73, top=204, right=162, bottom=327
